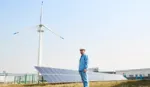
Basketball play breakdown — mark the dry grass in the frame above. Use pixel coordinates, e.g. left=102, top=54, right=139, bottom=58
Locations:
left=1, top=80, right=150, bottom=87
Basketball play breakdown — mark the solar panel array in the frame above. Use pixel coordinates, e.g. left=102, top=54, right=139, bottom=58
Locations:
left=35, top=66, right=126, bottom=83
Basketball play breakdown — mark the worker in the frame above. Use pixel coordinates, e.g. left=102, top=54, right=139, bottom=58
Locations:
left=79, top=48, right=89, bottom=87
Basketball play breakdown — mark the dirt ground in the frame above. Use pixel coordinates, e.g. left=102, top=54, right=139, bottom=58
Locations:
left=1, top=80, right=150, bottom=87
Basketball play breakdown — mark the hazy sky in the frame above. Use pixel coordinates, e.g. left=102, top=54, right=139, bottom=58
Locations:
left=1, top=0, right=150, bottom=73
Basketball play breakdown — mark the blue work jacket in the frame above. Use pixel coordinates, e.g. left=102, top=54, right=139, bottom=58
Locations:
left=79, top=54, right=89, bottom=72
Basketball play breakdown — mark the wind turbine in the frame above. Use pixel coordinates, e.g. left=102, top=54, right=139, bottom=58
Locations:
left=14, top=1, right=64, bottom=82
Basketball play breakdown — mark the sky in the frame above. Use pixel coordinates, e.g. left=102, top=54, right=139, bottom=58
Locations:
left=0, top=0, right=150, bottom=73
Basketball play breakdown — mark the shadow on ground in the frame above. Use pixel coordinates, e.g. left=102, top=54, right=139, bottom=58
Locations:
left=113, top=80, right=150, bottom=87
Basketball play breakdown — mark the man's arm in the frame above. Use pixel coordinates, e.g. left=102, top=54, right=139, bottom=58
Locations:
left=84, top=55, right=88, bottom=72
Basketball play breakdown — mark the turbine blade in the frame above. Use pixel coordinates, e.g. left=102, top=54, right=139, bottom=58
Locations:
left=13, top=25, right=38, bottom=35
left=13, top=32, right=19, bottom=35
left=43, top=25, right=64, bottom=39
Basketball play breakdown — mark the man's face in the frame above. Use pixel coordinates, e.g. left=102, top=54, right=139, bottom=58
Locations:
left=80, top=50, right=85, bottom=55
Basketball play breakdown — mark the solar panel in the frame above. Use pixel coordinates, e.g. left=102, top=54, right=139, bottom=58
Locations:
left=35, top=66, right=126, bottom=83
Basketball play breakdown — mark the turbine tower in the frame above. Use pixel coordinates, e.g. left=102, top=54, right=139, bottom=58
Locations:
left=14, top=1, right=64, bottom=82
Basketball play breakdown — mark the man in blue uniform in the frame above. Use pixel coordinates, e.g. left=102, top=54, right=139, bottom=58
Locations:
left=79, top=48, right=89, bottom=87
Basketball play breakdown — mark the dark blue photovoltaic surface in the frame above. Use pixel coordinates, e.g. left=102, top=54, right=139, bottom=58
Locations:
left=35, top=66, right=126, bottom=83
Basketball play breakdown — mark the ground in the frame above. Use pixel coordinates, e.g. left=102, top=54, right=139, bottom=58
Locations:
left=1, top=80, right=150, bottom=87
